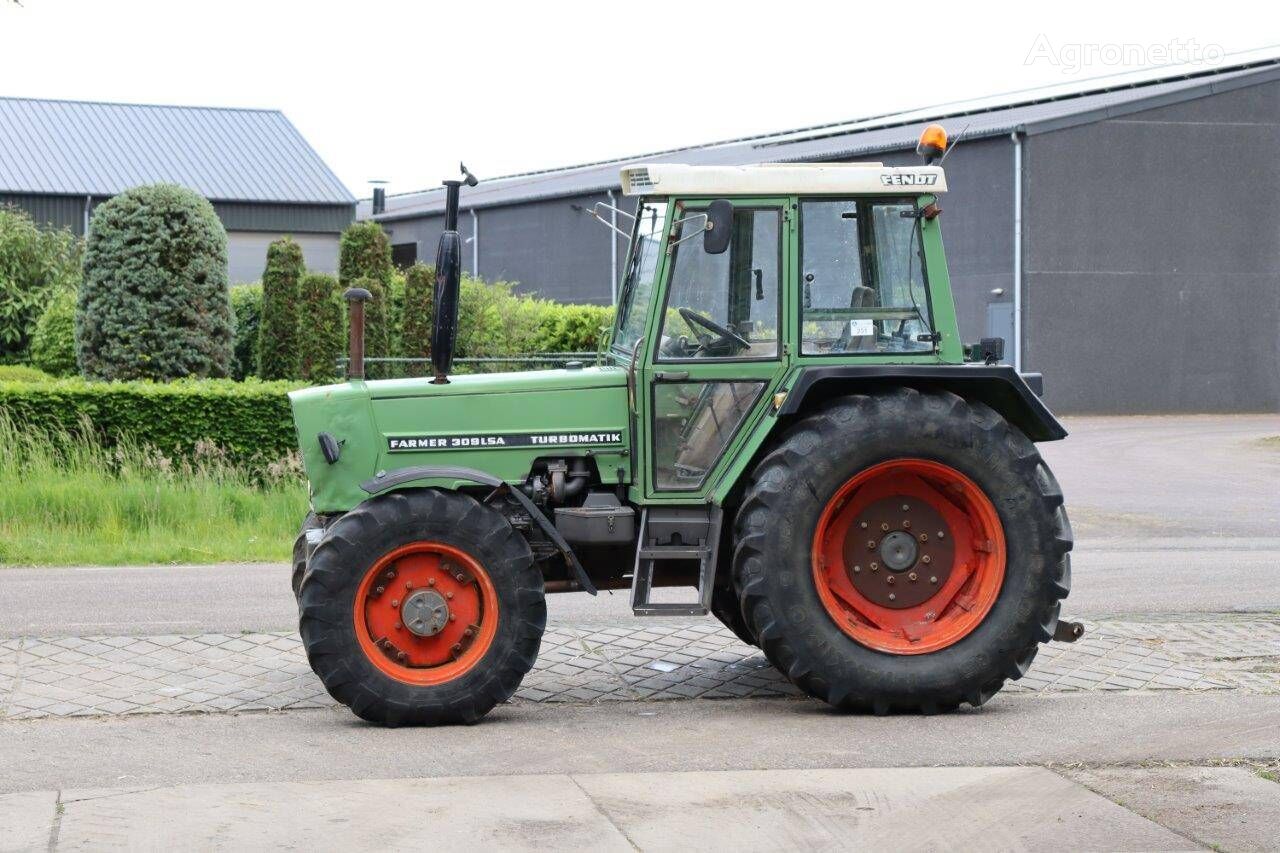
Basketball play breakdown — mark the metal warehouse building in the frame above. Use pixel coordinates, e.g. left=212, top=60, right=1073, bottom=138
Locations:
left=0, top=97, right=355, bottom=283
left=366, top=60, right=1280, bottom=414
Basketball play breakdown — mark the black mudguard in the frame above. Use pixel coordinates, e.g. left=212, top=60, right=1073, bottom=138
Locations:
left=776, top=365, right=1066, bottom=442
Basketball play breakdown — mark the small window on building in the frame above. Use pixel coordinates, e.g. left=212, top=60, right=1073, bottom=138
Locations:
left=391, top=242, right=418, bottom=270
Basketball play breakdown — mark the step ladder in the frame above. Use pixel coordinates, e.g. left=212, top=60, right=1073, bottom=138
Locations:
left=630, top=505, right=723, bottom=616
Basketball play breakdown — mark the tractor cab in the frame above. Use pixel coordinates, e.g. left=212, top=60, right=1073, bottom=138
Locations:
left=604, top=161, right=958, bottom=503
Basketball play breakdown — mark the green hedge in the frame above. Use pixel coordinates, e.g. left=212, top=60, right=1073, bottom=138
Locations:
left=0, top=377, right=300, bottom=467
left=258, top=239, right=303, bottom=380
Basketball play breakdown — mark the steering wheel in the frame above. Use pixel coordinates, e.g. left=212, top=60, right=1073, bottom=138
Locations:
left=678, top=307, right=750, bottom=354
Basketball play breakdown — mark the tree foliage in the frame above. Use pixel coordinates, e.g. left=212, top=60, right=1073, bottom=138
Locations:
left=77, top=184, right=232, bottom=380
left=338, top=221, right=392, bottom=289
left=0, top=206, right=81, bottom=358
left=401, top=263, right=434, bottom=376
left=257, top=238, right=303, bottom=379
left=230, top=283, right=262, bottom=380
left=297, top=273, right=343, bottom=383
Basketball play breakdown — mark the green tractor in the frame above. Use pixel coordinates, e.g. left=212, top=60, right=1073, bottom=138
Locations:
left=290, top=126, right=1079, bottom=725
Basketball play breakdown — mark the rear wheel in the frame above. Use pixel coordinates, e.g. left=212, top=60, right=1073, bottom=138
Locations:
left=733, top=388, right=1071, bottom=714
left=298, top=488, right=545, bottom=726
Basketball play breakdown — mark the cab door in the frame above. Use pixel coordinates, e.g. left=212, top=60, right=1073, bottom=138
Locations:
left=638, top=197, right=793, bottom=502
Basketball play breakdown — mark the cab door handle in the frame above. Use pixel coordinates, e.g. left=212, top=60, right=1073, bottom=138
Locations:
left=654, top=371, right=689, bottom=382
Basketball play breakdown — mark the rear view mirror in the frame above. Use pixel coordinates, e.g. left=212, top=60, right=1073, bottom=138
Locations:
left=703, top=199, right=733, bottom=254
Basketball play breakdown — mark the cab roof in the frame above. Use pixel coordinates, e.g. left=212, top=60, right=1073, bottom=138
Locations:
left=619, top=162, right=947, bottom=197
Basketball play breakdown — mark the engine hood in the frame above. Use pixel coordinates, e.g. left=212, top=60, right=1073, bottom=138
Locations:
left=365, top=365, right=626, bottom=399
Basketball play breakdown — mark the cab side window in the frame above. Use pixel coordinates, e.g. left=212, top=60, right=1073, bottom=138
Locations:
left=800, top=200, right=934, bottom=355
left=657, top=208, right=780, bottom=360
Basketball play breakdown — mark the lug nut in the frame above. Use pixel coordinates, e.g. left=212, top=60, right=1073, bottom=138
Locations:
left=881, top=523, right=890, bottom=532
left=886, top=575, right=895, bottom=585
left=386, top=570, right=396, bottom=579
left=868, top=540, right=876, bottom=549
left=921, top=555, right=932, bottom=564
left=446, top=591, right=454, bottom=600
left=455, top=573, right=465, bottom=583
left=853, top=565, right=861, bottom=573
left=903, top=520, right=912, bottom=529
left=394, top=622, right=403, bottom=630
left=405, top=581, right=414, bottom=590
left=449, top=614, right=457, bottom=621
left=428, top=577, right=436, bottom=586
left=870, top=562, right=879, bottom=571
left=888, top=593, right=896, bottom=601
left=919, top=533, right=928, bottom=542
left=375, top=585, right=384, bottom=595
left=908, top=572, right=917, bottom=581
left=860, top=521, right=868, bottom=529
left=901, top=504, right=910, bottom=512
left=937, top=531, right=945, bottom=539
left=463, top=628, right=474, bottom=637
left=930, top=576, right=938, bottom=584
left=391, top=599, right=399, bottom=607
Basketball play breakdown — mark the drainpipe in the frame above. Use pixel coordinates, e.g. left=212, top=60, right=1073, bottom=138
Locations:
left=606, top=189, right=619, bottom=304
left=470, top=208, right=479, bottom=278
left=1010, top=131, right=1023, bottom=372
left=83, top=195, right=92, bottom=236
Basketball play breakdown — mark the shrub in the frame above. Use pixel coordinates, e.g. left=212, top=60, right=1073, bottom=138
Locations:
left=0, top=206, right=82, bottom=358
left=77, top=184, right=233, bottom=380
left=298, top=273, right=344, bottom=383
left=29, top=288, right=78, bottom=376
left=257, top=238, right=303, bottom=379
left=385, top=268, right=406, bottom=358
left=0, top=364, right=51, bottom=382
left=401, top=263, right=434, bottom=376
left=230, top=284, right=262, bottom=380
left=0, top=377, right=300, bottom=468
left=534, top=302, right=614, bottom=352
left=338, top=221, right=392, bottom=288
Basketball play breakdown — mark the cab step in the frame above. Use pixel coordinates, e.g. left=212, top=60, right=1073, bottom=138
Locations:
left=630, top=505, right=723, bottom=616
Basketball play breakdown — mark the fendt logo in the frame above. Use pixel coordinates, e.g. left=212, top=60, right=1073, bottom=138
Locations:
left=881, top=173, right=939, bottom=186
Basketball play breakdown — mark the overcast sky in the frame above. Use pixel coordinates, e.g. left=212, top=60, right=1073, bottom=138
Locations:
left=1, top=1, right=1275, bottom=199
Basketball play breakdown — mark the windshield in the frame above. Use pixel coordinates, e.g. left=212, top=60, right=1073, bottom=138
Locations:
left=612, top=199, right=668, bottom=356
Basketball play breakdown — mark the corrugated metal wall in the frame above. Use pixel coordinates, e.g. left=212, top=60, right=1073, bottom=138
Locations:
left=1, top=193, right=353, bottom=237
left=1024, top=79, right=1280, bottom=413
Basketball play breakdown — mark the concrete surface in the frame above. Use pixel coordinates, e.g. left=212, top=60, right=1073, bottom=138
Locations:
left=4, top=768, right=1191, bottom=853
left=3, top=538, right=1279, bottom=638
left=1064, top=765, right=1280, bottom=853
left=1039, top=414, right=1279, bottom=539
left=0, top=791, right=58, bottom=853
left=3, top=693, right=1278, bottom=795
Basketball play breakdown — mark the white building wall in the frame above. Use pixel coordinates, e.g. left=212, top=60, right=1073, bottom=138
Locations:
left=226, top=232, right=341, bottom=284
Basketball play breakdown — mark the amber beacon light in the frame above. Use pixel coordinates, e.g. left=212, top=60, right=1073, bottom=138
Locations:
left=916, top=123, right=949, bottom=165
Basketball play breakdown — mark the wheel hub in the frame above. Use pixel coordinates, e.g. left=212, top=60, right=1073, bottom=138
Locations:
left=841, top=494, right=956, bottom=609
left=878, top=530, right=918, bottom=571
left=401, top=589, right=450, bottom=637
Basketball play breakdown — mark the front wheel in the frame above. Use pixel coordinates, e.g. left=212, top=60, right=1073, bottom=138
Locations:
left=733, top=388, right=1072, bottom=714
left=298, top=488, right=545, bottom=726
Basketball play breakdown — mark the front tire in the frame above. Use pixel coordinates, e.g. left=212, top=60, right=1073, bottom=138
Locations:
left=298, top=488, right=545, bottom=726
left=733, top=388, right=1072, bottom=714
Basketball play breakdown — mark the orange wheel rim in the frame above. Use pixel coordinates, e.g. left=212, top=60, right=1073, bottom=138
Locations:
left=353, top=542, right=499, bottom=684
left=811, top=459, right=1006, bottom=655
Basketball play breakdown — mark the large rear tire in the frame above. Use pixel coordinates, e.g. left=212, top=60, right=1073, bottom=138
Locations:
left=298, top=488, right=545, bottom=726
left=733, top=388, right=1071, bottom=714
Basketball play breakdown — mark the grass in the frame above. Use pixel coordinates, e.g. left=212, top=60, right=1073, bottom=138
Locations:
left=0, top=416, right=308, bottom=566
left=1256, top=435, right=1280, bottom=450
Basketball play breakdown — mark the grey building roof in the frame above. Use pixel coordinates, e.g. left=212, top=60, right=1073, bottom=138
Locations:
left=0, top=97, right=354, bottom=205
left=368, top=58, right=1280, bottom=221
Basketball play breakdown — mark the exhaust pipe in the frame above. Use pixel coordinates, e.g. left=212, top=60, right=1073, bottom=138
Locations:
left=431, top=163, right=478, bottom=385
left=343, top=286, right=372, bottom=380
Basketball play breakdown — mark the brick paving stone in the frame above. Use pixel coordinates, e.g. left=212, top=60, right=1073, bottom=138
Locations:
left=0, top=617, right=1275, bottom=719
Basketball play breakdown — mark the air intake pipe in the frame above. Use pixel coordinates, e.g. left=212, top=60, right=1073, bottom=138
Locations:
left=431, top=163, right=478, bottom=384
